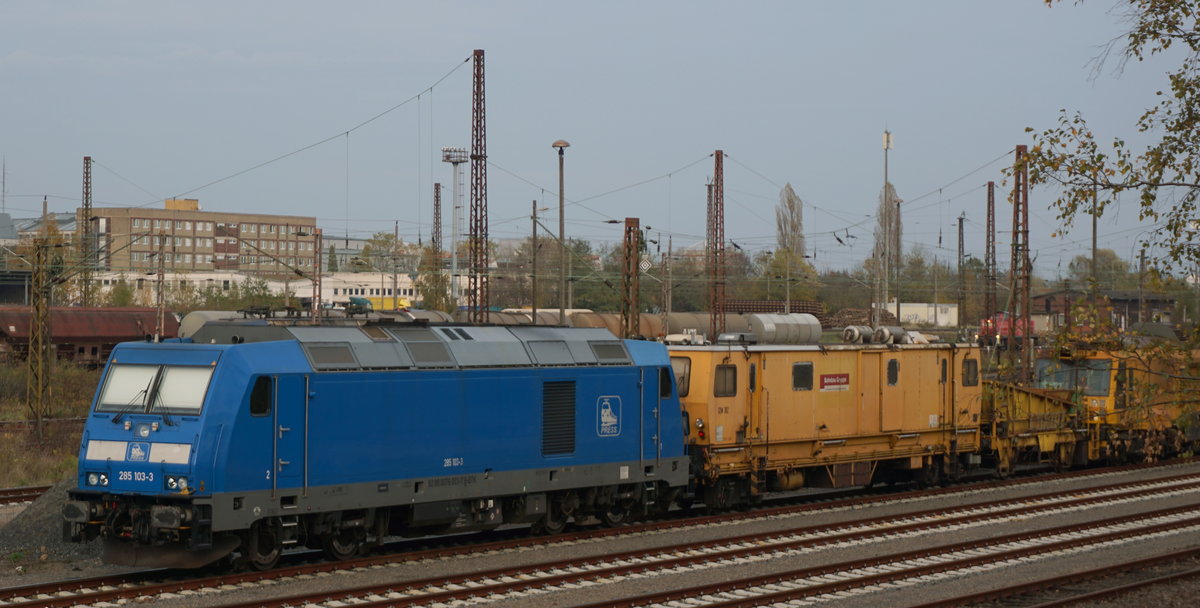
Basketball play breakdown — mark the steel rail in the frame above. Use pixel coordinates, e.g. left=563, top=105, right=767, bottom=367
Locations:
left=200, top=483, right=1200, bottom=608
left=569, top=505, right=1200, bottom=608
left=905, top=547, right=1200, bottom=608
left=3, top=461, right=1195, bottom=607
left=0, top=485, right=51, bottom=505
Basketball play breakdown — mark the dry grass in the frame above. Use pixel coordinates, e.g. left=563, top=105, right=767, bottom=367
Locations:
left=0, top=364, right=100, bottom=487
left=0, top=424, right=81, bottom=487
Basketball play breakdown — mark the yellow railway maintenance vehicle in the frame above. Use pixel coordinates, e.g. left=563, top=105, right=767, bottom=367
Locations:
left=981, top=381, right=1082, bottom=477
left=668, top=333, right=983, bottom=508
left=1030, top=345, right=1200, bottom=463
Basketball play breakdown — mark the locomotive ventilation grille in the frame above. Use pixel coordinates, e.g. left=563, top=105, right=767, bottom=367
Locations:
left=542, top=381, right=576, bottom=456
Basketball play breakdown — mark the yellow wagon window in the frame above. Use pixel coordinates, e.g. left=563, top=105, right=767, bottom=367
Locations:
left=670, top=356, right=692, bottom=398
left=714, top=364, right=737, bottom=397
left=962, top=358, right=979, bottom=387
left=792, top=362, right=813, bottom=391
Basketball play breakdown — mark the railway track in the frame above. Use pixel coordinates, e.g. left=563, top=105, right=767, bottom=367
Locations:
left=4, top=467, right=1199, bottom=608
left=0, top=486, right=49, bottom=506
left=909, top=548, right=1200, bottom=607
left=568, top=506, right=1200, bottom=608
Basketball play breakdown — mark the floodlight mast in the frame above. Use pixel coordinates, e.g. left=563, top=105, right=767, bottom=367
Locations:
left=441, top=146, right=468, bottom=306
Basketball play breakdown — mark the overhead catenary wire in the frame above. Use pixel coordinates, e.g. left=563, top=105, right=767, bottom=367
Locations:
left=167, top=56, right=471, bottom=204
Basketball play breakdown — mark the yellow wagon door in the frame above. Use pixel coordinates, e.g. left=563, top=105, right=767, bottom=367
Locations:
left=860, top=351, right=882, bottom=434
left=878, top=354, right=903, bottom=432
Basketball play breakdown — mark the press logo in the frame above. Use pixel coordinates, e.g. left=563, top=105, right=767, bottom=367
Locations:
left=597, top=396, right=621, bottom=437
left=127, top=442, right=149, bottom=462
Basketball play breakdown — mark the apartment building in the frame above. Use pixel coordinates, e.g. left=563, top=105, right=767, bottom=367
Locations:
left=84, top=199, right=319, bottom=275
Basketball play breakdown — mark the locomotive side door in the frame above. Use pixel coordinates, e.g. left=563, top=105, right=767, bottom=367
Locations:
left=273, top=375, right=309, bottom=495
left=641, top=368, right=662, bottom=471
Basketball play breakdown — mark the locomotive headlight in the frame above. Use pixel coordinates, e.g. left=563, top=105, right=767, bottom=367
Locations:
left=86, top=472, right=109, bottom=487
left=136, top=424, right=151, bottom=438
left=695, top=418, right=705, bottom=429
left=166, top=476, right=189, bottom=491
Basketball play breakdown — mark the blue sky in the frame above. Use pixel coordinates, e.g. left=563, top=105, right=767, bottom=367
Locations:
left=0, top=1, right=1172, bottom=278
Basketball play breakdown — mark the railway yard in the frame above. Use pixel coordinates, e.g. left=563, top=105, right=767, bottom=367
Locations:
left=2, top=461, right=1199, bottom=607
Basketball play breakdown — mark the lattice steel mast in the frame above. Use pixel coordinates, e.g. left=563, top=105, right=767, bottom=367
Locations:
left=1006, top=146, right=1032, bottom=382
left=621, top=217, right=641, bottom=339
left=468, top=49, right=489, bottom=323
left=432, top=183, right=443, bottom=253
left=708, top=150, right=726, bottom=340
left=81, top=156, right=95, bottom=306
left=984, top=181, right=997, bottom=339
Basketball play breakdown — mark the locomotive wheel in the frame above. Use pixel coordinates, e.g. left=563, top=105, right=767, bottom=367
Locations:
left=532, top=510, right=566, bottom=535
left=322, top=529, right=363, bottom=561
left=1052, top=444, right=1071, bottom=473
left=600, top=499, right=634, bottom=527
left=532, top=498, right=568, bottom=535
left=245, top=520, right=281, bottom=571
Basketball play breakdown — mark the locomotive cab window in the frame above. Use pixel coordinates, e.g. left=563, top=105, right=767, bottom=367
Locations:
left=249, top=376, right=272, bottom=416
left=150, top=366, right=214, bottom=415
left=792, top=362, right=814, bottom=391
left=659, top=367, right=673, bottom=398
left=962, top=358, right=979, bottom=387
left=714, top=364, right=737, bottom=397
left=670, top=356, right=691, bottom=398
left=96, top=364, right=214, bottom=416
left=887, top=359, right=899, bottom=386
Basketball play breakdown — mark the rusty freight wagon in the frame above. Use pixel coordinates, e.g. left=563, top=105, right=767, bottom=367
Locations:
left=0, top=307, right=178, bottom=365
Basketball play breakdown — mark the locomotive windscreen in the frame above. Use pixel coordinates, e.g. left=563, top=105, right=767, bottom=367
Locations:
left=97, top=364, right=214, bottom=416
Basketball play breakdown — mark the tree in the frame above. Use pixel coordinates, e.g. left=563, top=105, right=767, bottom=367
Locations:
left=327, top=245, right=339, bottom=272
left=106, top=276, right=135, bottom=307
left=357, top=232, right=403, bottom=273
left=870, top=181, right=903, bottom=319
left=414, top=246, right=453, bottom=311
left=817, top=269, right=873, bottom=313
left=1026, top=1, right=1200, bottom=277
left=1065, top=249, right=1134, bottom=291
left=776, top=183, right=806, bottom=256
left=750, top=249, right=819, bottom=304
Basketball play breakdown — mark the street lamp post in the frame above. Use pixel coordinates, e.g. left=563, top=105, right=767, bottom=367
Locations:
left=553, top=139, right=570, bottom=326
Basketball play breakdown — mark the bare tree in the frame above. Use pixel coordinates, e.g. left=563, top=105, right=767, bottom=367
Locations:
left=776, top=183, right=806, bottom=255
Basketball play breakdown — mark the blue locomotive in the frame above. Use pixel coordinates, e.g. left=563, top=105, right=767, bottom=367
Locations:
left=62, top=319, right=689, bottom=569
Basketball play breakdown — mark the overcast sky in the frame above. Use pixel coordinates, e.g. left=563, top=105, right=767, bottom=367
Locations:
left=0, top=1, right=1174, bottom=278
